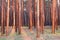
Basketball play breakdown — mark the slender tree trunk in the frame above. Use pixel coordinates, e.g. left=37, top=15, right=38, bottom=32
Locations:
left=6, top=0, right=10, bottom=36
left=1, top=0, right=4, bottom=35
left=1, top=0, right=6, bottom=35
left=3, top=0, right=6, bottom=34
left=12, top=0, right=15, bottom=32
left=28, top=0, right=33, bottom=31
left=51, top=0, right=57, bottom=33
left=33, top=0, right=36, bottom=28
left=15, top=0, right=19, bottom=32
left=21, top=0, right=24, bottom=26
left=36, top=0, right=40, bottom=37
left=18, top=0, right=22, bottom=34
left=39, top=0, right=45, bottom=34
left=55, top=5, right=58, bottom=30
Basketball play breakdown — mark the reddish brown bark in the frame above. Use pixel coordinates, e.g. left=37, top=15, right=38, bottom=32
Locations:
left=51, top=0, right=57, bottom=33
left=1, top=0, right=4, bottom=35
left=39, top=0, right=45, bottom=33
left=36, top=0, right=40, bottom=37
left=6, top=0, right=10, bottom=36
left=21, top=0, right=24, bottom=26
left=27, top=0, right=33, bottom=31
left=12, top=0, right=15, bottom=32
left=15, top=0, right=19, bottom=32
left=3, top=0, right=6, bottom=34
left=15, top=0, right=22, bottom=34
left=55, top=6, right=58, bottom=30
left=34, top=0, right=37, bottom=27
left=18, top=0, right=22, bottom=34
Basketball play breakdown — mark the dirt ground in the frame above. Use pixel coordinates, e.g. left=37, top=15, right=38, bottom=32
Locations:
left=0, top=26, right=60, bottom=40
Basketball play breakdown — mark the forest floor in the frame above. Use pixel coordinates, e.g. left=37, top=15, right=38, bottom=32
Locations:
left=0, top=26, right=60, bottom=40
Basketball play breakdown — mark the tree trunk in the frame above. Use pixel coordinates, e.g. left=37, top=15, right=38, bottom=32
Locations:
left=36, top=0, right=40, bottom=38
left=12, top=0, right=15, bottom=32
left=15, top=0, right=19, bottom=32
left=39, top=0, right=45, bottom=34
left=6, top=0, right=10, bottom=36
left=51, top=0, right=57, bottom=33
left=18, top=0, right=22, bottom=34
left=28, top=0, right=33, bottom=31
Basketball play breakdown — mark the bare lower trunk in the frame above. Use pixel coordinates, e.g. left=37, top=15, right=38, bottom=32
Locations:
left=15, top=0, right=19, bottom=32
left=28, top=0, right=33, bottom=31
left=1, top=0, right=4, bottom=35
left=12, top=0, right=15, bottom=32
left=51, top=0, right=57, bottom=33
left=36, top=0, right=40, bottom=38
left=6, top=0, right=10, bottom=36
left=18, top=0, right=22, bottom=34
left=39, top=0, right=45, bottom=34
